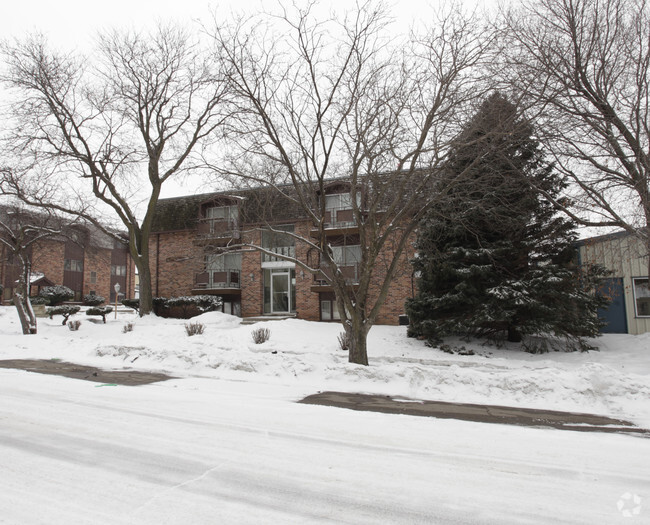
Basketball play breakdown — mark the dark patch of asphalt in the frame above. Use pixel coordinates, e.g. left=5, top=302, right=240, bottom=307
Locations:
left=299, top=391, right=650, bottom=436
left=0, top=359, right=173, bottom=386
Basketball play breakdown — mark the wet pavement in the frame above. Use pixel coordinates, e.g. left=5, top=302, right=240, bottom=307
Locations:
left=299, top=391, right=649, bottom=436
left=0, top=359, right=174, bottom=386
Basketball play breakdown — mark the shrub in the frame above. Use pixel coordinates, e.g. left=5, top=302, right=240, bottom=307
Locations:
left=83, top=294, right=105, bottom=306
left=121, top=298, right=140, bottom=314
left=185, top=322, right=205, bottom=336
left=337, top=331, right=350, bottom=351
left=68, top=320, right=81, bottom=331
left=0, top=284, right=3, bottom=297
left=251, top=327, right=271, bottom=344
left=122, top=322, right=134, bottom=333
left=154, top=295, right=222, bottom=319
left=47, top=305, right=80, bottom=325
left=39, top=285, right=74, bottom=306
left=30, top=296, right=48, bottom=305
left=86, top=306, right=113, bottom=324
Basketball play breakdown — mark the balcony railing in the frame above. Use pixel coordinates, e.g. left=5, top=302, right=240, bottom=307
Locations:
left=315, top=263, right=360, bottom=285
left=194, top=269, right=241, bottom=289
left=324, top=206, right=356, bottom=229
left=261, top=245, right=296, bottom=263
left=197, top=218, right=240, bottom=239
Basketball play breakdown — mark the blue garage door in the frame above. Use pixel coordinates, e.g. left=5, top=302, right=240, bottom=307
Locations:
left=598, top=278, right=627, bottom=333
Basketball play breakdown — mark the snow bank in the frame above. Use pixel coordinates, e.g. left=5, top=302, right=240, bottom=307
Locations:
left=1, top=306, right=649, bottom=426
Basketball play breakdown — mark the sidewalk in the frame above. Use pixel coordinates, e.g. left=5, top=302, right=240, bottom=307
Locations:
left=299, top=391, right=649, bottom=436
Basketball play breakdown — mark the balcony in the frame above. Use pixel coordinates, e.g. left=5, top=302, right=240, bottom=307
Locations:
left=311, top=206, right=359, bottom=236
left=193, top=269, right=241, bottom=295
left=196, top=218, right=240, bottom=242
left=312, top=263, right=360, bottom=291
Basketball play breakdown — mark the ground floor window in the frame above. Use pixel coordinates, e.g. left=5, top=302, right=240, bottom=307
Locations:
left=633, top=277, right=650, bottom=317
left=223, top=300, right=241, bottom=317
left=320, top=293, right=341, bottom=321
left=263, top=268, right=296, bottom=314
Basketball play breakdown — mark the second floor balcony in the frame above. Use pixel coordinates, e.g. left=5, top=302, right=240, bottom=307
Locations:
left=197, top=218, right=240, bottom=240
left=313, top=262, right=360, bottom=288
left=193, top=269, right=241, bottom=294
left=324, top=206, right=356, bottom=229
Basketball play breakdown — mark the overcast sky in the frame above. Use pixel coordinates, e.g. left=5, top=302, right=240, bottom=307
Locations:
left=1, top=0, right=497, bottom=199
left=1, top=1, right=497, bottom=51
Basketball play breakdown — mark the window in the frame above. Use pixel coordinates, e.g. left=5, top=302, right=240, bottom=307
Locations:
left=206, top=253, right=241, bottom=271
left=321, top=299, right=341, bottom=321
left=324, top=193, right=360, bottom=227
left=633, top=278, right=650, bottom=317
left=111, top=265, right=127, bottom=276
left=261, top=225, right=295, bottom=262
left=325, top=193, right=359, bottom=211
left=64, top=259, right=83, bottom=272
left=206, top=205, right=238, bottom=234
left=331, top=245, right=361, bottom=266
left=90, top=271, right=97, bottom=284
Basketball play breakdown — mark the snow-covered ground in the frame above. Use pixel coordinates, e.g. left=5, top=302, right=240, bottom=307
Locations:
left=1, top=306, right=649, bottom=524
left=1, top=306, right=649, bottom=426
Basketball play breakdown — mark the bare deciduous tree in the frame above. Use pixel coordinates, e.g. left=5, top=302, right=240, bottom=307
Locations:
left=498, top=0, right=650, bottom=273
left=210, top=2, right=490, bottom=365
left=0, top=195, right=64, bottom=334
left=0, top=24, right=232, bottom=315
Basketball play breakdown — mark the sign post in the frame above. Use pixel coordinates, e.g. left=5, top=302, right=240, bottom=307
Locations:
left=114, top=283, right=120, bottom=320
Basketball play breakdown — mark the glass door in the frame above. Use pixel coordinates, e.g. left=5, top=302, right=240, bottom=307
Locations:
left=271, top=271, right=290, bottom=313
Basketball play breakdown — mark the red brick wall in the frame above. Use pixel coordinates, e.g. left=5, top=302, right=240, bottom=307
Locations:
left=31, top=240, right=65, bottom=286
left=294, top=221, right=320, bottom=321
left=82, top=247, right=112, bottom=300
left=150, top=221, right=415, bottom=325
left=149, top=230, right=203, bottom=297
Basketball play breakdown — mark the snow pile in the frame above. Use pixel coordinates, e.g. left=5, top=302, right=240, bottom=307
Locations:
left=1, top=305, right=649, bottom=426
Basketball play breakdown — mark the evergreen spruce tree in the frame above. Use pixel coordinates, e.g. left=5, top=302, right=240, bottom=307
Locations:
left=406, top=93, right=609, bottom=352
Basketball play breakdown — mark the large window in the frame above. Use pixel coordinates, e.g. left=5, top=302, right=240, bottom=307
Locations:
left=633, top=278, right=650, bottom=317
left=64, top=259, right=83, bottom=272
left=261, top=225, right=295, bottom=262
left=206, top=205, right=238, bottom=234
left=331, top=245, right=361, bottom=266
left=111, top=265, right=127, bottom=276
left=324, top=193, right=360, bottom=227
left=206, top=253, right=241, bottom=272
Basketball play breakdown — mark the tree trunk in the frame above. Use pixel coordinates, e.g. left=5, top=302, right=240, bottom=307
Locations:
left=346, top=317, right=370, bottom=366
left=138, top=263, right=154, bottom=317
left=507, top=325, right=522, bottom=343
left=13, top=293, right=36, bottom=335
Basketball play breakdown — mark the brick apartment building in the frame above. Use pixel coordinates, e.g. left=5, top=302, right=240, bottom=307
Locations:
left=150, top=183, right=415, bottom=324
left=1, top=207, right=136, bottom=304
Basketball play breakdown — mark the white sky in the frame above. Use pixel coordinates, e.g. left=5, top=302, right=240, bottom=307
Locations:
left=1, top=1, right=497, bottom=51
left=0, top=0, right=497, bottom=199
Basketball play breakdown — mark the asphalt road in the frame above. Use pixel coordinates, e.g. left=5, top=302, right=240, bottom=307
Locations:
left=1, top=369, right=648, bottom=524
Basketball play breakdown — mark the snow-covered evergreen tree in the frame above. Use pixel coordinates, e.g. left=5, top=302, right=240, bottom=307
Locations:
left=406, top=93, right=609, bottom=351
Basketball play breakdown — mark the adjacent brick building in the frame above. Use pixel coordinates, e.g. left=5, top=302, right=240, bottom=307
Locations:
left=1, top=206, right=136, bottom=304
left=150, top=183, right=415, bottom=324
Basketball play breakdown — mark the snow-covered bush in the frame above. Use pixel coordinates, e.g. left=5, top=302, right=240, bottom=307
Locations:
left=86, top=306, right=113, bottom=324
left=185, top=322, right=205, bottom=336
left=121, top=298, right=139, bottom=314
left=337, top=331, right=350, bottom=351
left=68, top=320, right=81, bottom=331
left=154, top=295, right=222, bottom=319
left=83, top=294, right=105, bottom=306
left=122, top=322, right=134, bottom=333
left=39, top=285, right=74, bottom=306
left=47, top=305, right=80, bottom=325
left=251, top=327, right=271, bottom=344
left=29, top=295, right=48, bottom=305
